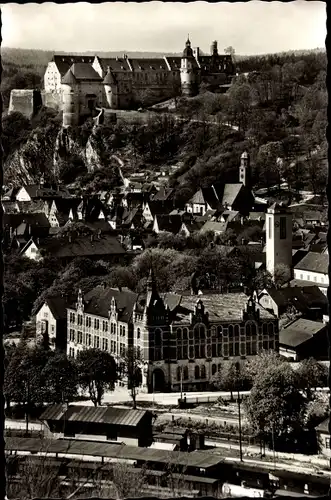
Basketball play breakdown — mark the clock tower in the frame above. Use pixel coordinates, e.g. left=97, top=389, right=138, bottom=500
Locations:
left=266, top=203, right=292, bottom=276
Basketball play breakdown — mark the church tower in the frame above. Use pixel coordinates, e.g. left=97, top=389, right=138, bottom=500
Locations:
left=180, top=37, right=198, bottom=97
left=239, top=151, right=250, bottom=186
left=61, top=68, right=79, bottom=128
left=266, top=203, right=292, bottom=276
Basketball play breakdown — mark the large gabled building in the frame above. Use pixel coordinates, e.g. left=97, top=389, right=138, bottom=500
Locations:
left=66, top=275, right=279, bottom=393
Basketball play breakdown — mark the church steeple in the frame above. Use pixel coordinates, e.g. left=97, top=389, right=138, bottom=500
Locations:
left=239, top=151, right=250, bottom=187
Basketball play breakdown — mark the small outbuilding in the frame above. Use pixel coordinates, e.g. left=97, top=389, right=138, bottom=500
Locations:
left=279, top=318, right=328, bottom=361
left=40, top=404, right=154, bottom=447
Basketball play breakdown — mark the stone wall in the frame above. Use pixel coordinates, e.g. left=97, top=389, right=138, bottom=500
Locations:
left=41, top=90, right=62, bottom=111
left=8, top=89, right=43, bottom=119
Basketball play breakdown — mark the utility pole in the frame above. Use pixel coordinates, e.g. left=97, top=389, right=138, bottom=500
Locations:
left=237, top=388, right=243, bottom=462
left=180, top=366, right=183, bottom=402
left=25, top=379, right=30, bottom=435
left=272, top=422, right=276, bottom=469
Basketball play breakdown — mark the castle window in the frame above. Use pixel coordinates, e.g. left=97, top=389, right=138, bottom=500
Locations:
left=195, top=365, right=200, bottom=379
left=183, top=327, right=189, bottom=340
left=194, top=323, right=206, bottom=339
left=77, top=331, right=83, bottom=344
left=94, top=319, right=100, bottom=330
left=201, top=365, right=206, bottom=379
left=212, top=363, right=217, bottom=375
left=137, top=328, right=141, bottom=339
left=183, top=366, right=189, bottom=380
left=228, top=325, right=234, bottom=339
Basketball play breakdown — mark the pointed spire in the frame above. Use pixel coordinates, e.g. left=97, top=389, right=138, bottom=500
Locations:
left=147, top=267, right=155, bottom=292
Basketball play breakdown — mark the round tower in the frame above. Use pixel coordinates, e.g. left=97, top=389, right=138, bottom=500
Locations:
left=180, top=37, right=198, bottom=97
left=61, top=69, right=79, bottom=128
left=103, top=67, right=118, bottom=109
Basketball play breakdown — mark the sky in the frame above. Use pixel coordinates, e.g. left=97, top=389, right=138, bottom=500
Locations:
left=1, top=1, right=326, bottom=55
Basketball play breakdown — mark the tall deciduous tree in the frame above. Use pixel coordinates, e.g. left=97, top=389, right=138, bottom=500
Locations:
left=211, top=361, right=250, bottom=399
left=76, top=348, right=117, bottom=406
left=121, top=347, right=143, bottom=409
left=244, top=363, right=307, bottom=446
left=41, top=353, right=79, bottom=404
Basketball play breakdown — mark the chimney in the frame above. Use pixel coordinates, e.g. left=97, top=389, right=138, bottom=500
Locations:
left=90, top=234, right=94, bottom=243
left=241, top=238, right=245, bottom=246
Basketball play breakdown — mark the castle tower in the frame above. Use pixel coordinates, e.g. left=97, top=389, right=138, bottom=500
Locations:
left=180, top=37, right=198, bottom=97
left=103, top=67, right=118, bottom=110
left=266, top=203, right=292, bottom=276
left=61, top=69, right=79, bottom=128
left=239, top=151, right=250, bottom=186
left=210, top=40, right=218, bottom=57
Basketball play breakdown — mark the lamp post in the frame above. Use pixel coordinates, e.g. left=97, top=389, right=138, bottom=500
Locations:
left=237, top=388, right=243, bottom=462
left=180, top=365, right=183, bottom=402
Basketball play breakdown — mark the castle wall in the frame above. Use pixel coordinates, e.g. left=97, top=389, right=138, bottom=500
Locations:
left=8, top=89, right=42, bottom=119
left=41, top=90, right=62, bottom=111
left=77, top=81, right=106, bottom=115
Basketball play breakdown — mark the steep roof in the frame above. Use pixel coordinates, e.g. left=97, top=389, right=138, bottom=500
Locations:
left=164, top=56, right=182, bottom=71
left=200, top=221, right=227, bottom=233
left=220, top=183, right=243, bottom=207
left=266, top=286, right=327, bottom=312
left=81, top=286, right=138, bottom=322
left=98, top=57, right=131, bottom=72
left=154, top=214, right=182, bottom=234
left=129, top=58, right=167, bottom=71
left=103, top=69, right=117, bottom=85
left=41, top=404, right=149, bottom=427
left=34, top=296, right=68, bottom=320
left=294, top=252, right=328, bottom=274
left=315, top=417, right=329, bottom=434
left=61, top=69, right=77, bottom=85
left=70, top=63, right=102, bottom=81
left=168, top=293, right=273, bottom=322
left=279, top=318, right=326, bottom=348
left=52, top=54, right=94, bottom=76
left=39, top=234, right=126, bottom=259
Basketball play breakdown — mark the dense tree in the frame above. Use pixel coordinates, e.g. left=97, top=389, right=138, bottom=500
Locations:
left=296, top=358, right=328, bottom=399
left=76, top=348, right=117, bottom=406
left=41, top=353, right=79, bottom=404
left=244, top=363, right=307, bottom=448
left=211, top=361, right=250, bottom=398
left=245, top=350, right=286, bottom=385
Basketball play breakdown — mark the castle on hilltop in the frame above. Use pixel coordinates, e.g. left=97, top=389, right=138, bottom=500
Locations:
left=9, top=38, right=236, bottom=127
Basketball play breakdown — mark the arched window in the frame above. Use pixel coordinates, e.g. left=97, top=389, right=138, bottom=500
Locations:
left=176, top=366, right=181, bottom=382
left=195, top=365, right=200, bottom=379
left=194, top=323, right=206, bottom=340
left=218, top=363, right=222, bottom=372
left=268, top=323, right=274, bottom=335
left=201, top=365, right=206, bottom=379
left=228, top=325, right=234, bottom=339
left=155, top=328, right=162, bottom=346
left=137, top=328, right=141, bottom=339
left=218, top=326, right=223, bottom=336
left=183, top=366, right=189, bottom=380
left=263, top=323, right=268, bottom=335
left=177, top=328, right=182, bottom=341
left=246, top=323, right=251, bottom=336
left=212, top=363, right=217, bottom=375
left=234, top=325, right=240, bottom=337
left=211, top=326, right=217, bottom=337
left=251, top=323, right=257, bottom=336
left=189, top=345, right=195, bottom=359
left=183, top=327, right=189, bottom=340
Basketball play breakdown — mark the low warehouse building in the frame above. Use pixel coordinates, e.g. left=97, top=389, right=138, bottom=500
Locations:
left=40, top=404, right=154, bottom=447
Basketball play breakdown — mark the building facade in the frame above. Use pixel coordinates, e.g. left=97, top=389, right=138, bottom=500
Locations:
left=66, top=278, right=279, bottom=393
left=42, top=38, right=235, bottom=127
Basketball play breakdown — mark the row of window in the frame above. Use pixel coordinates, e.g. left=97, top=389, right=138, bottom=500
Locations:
left=153, top=339, right=276, bottom=362
left=298, top=273, right=325, bottom=283
left=69, top=313, right=126, bottom=334
left=152, top=323, right=275, bottom=345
